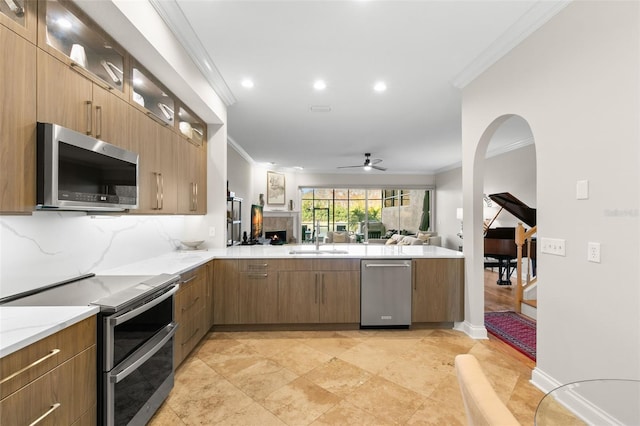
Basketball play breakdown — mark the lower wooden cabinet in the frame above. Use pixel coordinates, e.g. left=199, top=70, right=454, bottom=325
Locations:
left=412, top=258, right=464, bottom=322
left=277, top=270, right=359, bottom=323
left=174, top=264, right=211, bottom=367
left=0, top=316, right=97, bottom=425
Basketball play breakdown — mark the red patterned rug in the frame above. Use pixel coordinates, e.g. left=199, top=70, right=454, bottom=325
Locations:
left=485, top=311, right=536, bottom=361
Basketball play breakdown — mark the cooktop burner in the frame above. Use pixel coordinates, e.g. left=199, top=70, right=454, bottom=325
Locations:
left=1, top=274, right=180, bottom=312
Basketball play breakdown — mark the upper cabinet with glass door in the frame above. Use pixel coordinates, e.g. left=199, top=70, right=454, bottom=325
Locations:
left=38, top=0, right=126, bottom=96
left=177, top=104, right=206, bottom=146
left=131, top=63, right=175, bottom=126
left=0, top=0, right=37, bottom=42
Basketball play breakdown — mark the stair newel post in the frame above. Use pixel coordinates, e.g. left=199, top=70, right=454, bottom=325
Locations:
left=515, top=223, right=525, bottom=313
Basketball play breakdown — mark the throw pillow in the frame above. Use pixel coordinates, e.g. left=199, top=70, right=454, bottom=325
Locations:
left=417, top=231, right=433, bottom=241
left=332, top=232, right=347, bottom=243
left=385, top=238, right=397, bottom=245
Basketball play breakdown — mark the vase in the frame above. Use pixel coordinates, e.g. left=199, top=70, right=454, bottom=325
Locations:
left=259, top=193, right=265, bottom=206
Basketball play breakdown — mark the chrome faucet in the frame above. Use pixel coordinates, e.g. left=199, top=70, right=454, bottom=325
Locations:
left=315, top=221, right=321, bottom=249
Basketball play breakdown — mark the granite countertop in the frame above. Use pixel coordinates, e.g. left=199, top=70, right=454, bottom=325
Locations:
left=1, top=244, right=463, bottom=357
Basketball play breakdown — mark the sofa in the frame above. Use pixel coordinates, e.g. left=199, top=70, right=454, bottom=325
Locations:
left=324, top=231, right=357, bottom=244
left=368, top=231, right=442, bottom=246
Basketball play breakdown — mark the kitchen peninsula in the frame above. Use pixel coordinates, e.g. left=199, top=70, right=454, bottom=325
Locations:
left=1, top=244, right=464, bottom=357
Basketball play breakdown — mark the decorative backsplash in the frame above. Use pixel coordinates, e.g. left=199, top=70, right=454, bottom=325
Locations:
left=0, top=212, right=188, bottom=298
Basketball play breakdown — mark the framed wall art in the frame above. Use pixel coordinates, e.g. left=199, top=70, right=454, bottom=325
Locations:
left=267, top=171, right=285, bottom=204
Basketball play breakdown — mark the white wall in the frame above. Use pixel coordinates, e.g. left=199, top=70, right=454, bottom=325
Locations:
left=227, top=145, right=254, bottom=238
left=461, top=0, right=639, bottom=389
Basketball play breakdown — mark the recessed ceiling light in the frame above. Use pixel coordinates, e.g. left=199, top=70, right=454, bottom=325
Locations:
left=241, top=79, right=254, bottom=89
left=373, top=81, right=387, bottom=92
left=313, top=80, right=327, bottom=91
left=293, top=166, right=304, bottom=170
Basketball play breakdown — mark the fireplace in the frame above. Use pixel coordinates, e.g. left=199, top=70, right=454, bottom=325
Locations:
left=263, top=211, right=298, bottom=243
left=265, top=230, right=287, bottom=245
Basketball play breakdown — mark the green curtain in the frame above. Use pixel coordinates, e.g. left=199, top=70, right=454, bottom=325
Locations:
left=419, top=190, right=430, bottom=231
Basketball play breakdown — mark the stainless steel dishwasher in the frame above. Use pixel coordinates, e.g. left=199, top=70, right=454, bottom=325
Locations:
left=361, top=259, right=412, bottom=328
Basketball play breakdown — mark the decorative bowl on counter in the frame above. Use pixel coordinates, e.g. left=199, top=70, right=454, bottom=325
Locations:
left=180, top=240, right=205, bottom=250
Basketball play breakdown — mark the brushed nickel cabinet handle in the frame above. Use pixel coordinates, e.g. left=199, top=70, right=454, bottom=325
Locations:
left=194, top=183, right=198, bottom=211
left=85, top=100, right=92, bottom=135
left=315, top=275, right=319, bottom=304
left=159, top=173, right=164, bottom=210
left=29, top=402, right=61, bottom=426
left=95, top=105, right=102, bottom=138
left=247, top=273, right=268, bottom=279
left=0, top=348, right=61, bottom=385
left=153, top=173, right=160, bottom=210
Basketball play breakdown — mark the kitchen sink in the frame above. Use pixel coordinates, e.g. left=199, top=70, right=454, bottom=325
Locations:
left=289, top=249, right=350, bottom=255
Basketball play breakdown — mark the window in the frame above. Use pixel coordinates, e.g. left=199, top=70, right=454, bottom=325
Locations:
left=300, top=187, right=433, bottom=242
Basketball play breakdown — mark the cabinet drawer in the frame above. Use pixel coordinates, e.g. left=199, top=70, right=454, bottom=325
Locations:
left=0, top=316, right=96, bottom=399
left=238, top=258, right=286, bottom=272
left=0, top=345, right=96, bottom=425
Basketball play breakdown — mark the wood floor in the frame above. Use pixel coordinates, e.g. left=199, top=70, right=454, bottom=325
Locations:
left=484, top=267, right=518, bottom=312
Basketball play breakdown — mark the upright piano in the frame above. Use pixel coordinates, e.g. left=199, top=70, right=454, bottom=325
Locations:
left=484, top=192, right=536, bottom=285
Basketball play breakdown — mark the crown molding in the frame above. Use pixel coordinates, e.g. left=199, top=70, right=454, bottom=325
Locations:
left=227, top=136, right=255, bottom=165
left=451, top=0, right=572, bottom=89
left=435, top=136, right=534, bottom=174
left=149, top=0, right=236, bottom=106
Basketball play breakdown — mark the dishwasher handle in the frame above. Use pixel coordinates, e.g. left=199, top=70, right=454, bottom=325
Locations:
left=364, top=263, right=411, bottom=268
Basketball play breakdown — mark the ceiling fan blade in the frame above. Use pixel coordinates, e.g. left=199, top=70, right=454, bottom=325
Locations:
left=337, top=165, right=363, bottom=169
left=372, top=165, right=387, bottom=171
left=370, top=158, right=383, bottom=165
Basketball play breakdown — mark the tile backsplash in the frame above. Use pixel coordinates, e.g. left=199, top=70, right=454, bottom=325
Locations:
left=0, top=212, right=191, bottom=298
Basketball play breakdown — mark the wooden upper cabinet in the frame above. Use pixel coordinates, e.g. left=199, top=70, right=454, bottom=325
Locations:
left=37, top=0, right=127, bottom=98
left=0, top=25, right=36, bottom=213
left=131, top=63, right=175, bottom=127
left=177, top=104, right=206, bottom=146
left=91, top=83, right=130, bottom=149
left=177, top=137, right=206, bottom=214
left=36, top=48, right=92, bottom=135
left=0, top=0, right=37, bottom=43
left=129, top=109, right=176, bottom=214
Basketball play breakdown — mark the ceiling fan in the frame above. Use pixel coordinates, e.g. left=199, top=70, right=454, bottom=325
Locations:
left=337, top=153, right=387, bottom=171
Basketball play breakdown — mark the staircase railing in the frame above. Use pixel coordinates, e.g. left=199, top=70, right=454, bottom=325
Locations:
left=515, top=223, right=537, bottom=313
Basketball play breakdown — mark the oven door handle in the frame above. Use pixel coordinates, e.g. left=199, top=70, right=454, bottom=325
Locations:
left=109, top=285, right=179, bottom=327
left=109, top=322, right=178, bottom=384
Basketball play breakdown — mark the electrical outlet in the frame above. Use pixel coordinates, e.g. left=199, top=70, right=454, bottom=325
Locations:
left=540, top=237, right=566, bottom=256
left=588, top=242, right=601, bottom=263
left=209, top=226, right=216, bottom=237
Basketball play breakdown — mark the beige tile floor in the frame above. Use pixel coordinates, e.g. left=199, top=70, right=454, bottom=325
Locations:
left=150, top=329, right=543, bottom=425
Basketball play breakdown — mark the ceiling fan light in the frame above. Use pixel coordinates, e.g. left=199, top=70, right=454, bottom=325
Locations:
left=363, top=165, right=372, bottom=171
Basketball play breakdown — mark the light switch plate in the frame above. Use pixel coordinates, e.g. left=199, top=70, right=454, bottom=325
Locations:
left=577, top=180, right=589, bottom=200
left=209, top=226, right=216, bottom=237
left=541, top=237, right=566, bottom=256
left=588, top=242, right=601, bottom=263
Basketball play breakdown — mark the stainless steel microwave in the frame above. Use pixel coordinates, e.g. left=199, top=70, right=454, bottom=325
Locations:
left=36, top=123, right=139, bottom=211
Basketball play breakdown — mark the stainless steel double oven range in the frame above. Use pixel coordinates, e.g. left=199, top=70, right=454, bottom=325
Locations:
left=1, top=273, right=180, bottom=425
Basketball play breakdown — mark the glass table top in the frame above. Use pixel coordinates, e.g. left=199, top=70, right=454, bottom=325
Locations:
left=535, top=379, right=640, bottom=425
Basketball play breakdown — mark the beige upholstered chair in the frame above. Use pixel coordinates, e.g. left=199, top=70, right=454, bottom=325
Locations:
left=454, top=354, right=521, bottom=426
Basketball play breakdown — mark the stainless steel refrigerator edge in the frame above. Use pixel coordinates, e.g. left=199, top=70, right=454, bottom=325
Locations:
left=360, top=259, right=412, bottom=327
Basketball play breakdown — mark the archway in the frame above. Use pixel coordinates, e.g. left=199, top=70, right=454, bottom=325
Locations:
left=460, top=114, right=536, bottom=338
left=482, top=116, right=536, bottom=314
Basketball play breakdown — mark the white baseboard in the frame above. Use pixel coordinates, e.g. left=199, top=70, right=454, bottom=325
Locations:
left=455, top=321, right=488, bottom=339
left=531, top=368, right=629, bottom=425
